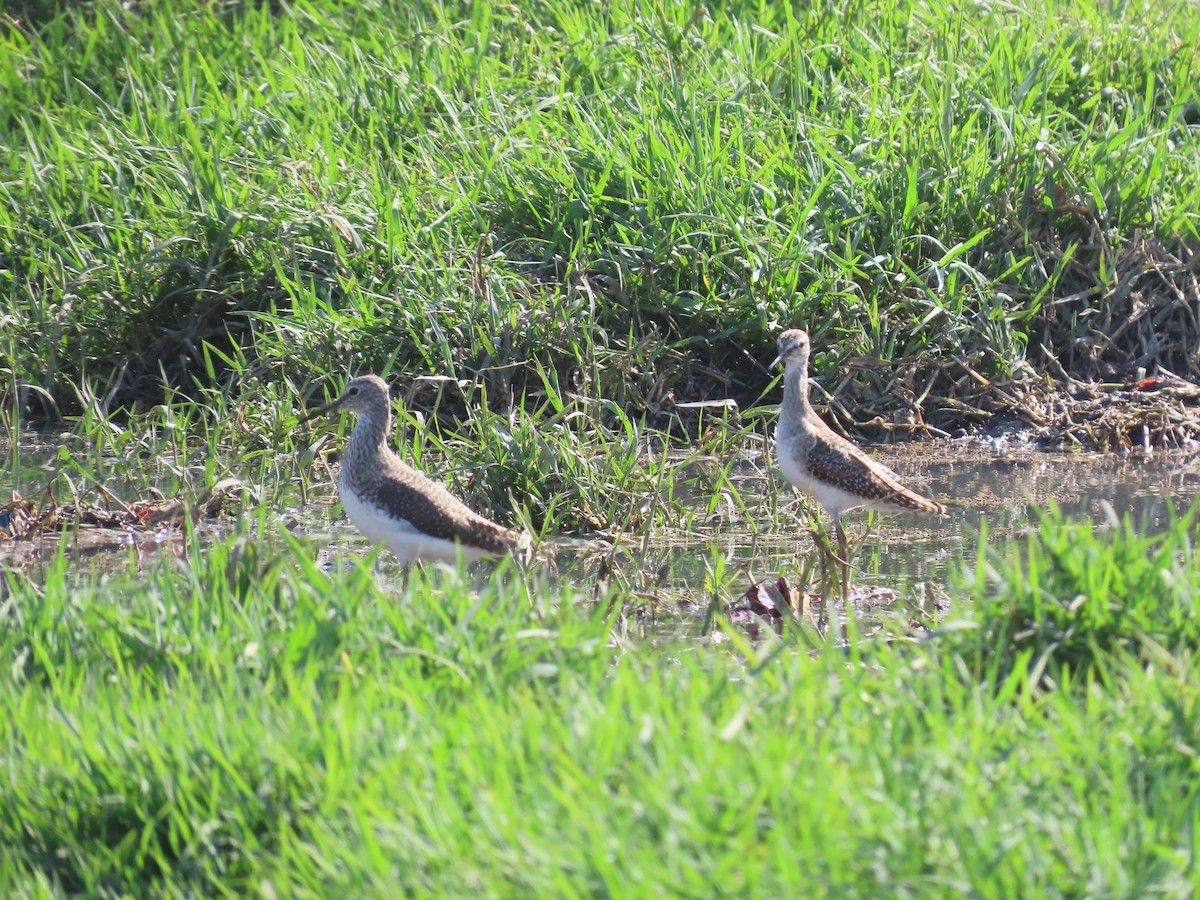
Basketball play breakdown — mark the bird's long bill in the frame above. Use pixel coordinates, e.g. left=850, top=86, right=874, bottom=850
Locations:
left=297, top=397, right=343, bottom=425
left=770, top=354, right=782, bottom=369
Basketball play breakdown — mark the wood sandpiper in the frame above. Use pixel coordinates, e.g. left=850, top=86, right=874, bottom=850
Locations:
left=773, top=329, right=946, bottom=600
left=300, top=374, right=522, bottom=566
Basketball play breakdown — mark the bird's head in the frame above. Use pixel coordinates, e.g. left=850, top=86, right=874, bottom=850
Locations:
left=772, top=329, right=811, bottom=371
left=299, top=374, right=391, bottom=423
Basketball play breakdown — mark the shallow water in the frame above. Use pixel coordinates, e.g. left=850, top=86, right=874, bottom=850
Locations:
left=296, top=439, right=1200, bottom=608
left=0, top=430, right=224, bottom=568
left=578, top=441, right=1200, bottom=619
left=2, top=429, right=203, bottom=497
left=4, top=429, right=1199, bottom=608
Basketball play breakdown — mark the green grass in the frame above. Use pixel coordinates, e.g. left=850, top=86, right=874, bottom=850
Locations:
left=951, top=504, right=1200, bottom=689
left=2, top=511, right=1199, bottom=894
left=2, top=0, right=1198, bottom=428
left=3, top=0, right=1200, bottom=894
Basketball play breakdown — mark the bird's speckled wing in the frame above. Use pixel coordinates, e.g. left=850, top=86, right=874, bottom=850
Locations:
left=803, top=430, right=946, bottom=515
left=350, top=459, right=518, bottom=555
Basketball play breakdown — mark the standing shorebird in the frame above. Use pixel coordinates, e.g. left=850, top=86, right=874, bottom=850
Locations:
left=299, top=374, right=522, bottom=566
left=772, top=329, right=947, bottom=600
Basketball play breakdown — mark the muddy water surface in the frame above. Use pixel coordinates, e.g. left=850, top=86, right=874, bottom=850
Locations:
left=4, top=430, right=1200, bottom=609
left=585, top=441, right=1200, bottom=613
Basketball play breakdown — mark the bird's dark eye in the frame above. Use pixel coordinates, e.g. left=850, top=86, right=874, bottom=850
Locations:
left=347, top=386, right=359, bottom=396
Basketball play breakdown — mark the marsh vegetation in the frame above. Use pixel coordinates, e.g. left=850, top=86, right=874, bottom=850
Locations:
left=2, top=0, right=1200, bottom=893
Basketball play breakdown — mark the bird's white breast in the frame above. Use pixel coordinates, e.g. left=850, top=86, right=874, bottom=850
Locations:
left=338, top=475, right=486, bottom=564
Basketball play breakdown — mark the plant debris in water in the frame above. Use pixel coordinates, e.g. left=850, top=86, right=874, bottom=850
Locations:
left=0, top=479, right=241, bottom=556
left=0, top=494, right=172, bottom=539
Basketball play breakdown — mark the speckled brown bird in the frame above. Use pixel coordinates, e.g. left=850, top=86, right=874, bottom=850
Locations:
left=773, top=329, right=946, bottom=598
left=299, top=374, right=521, bottom=566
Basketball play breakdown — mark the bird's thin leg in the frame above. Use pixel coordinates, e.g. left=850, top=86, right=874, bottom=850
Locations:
left=807, top=523, right=826, bottom=593
left=806, top=517, right=833, bottom=626
left=834, top=516, right=850, bottom=603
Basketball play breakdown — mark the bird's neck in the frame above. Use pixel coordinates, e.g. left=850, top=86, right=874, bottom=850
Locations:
left=779, top=364, right=813, bottom=433
left=346, top=410, right=390, bottom=465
